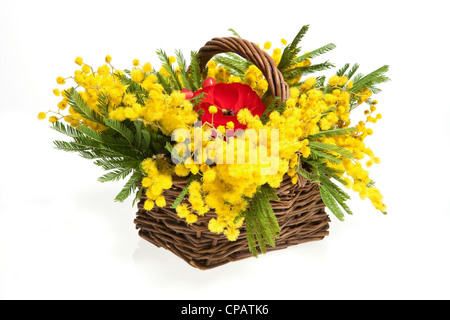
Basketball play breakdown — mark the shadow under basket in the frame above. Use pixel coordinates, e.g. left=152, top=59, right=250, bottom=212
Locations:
left=134, top=175, right=330, bottom=270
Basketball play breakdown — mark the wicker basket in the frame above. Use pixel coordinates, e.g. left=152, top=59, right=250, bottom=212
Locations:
left=134, top=37, right=330, bottom=270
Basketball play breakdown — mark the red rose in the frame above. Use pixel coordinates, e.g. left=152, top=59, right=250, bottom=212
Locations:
left=193, top=83, right=266, bottom=130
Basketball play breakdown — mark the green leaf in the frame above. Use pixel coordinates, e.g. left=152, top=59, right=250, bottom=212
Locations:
left=345, top=63, right=360, bottom=79
left=189, top=51, right=202, bottom=91
left=245, top=213, right=259, bottom=257
left=290, top=43, right=336, bottom=65
left=350, top=65, right=390, bottom=94
left=278, top=25, right=310, bottom=71
left=214, top=55, right=247, bottom=77
left=54, top=140, right=91, bottom=152
left=228, top=28, right=242, bottom=39
left=260, top=97, right=281, bottom=123
left=296, top=165, right=320, bottom=181
left=320, top=178, right=353, bottom=217
left=307, top=127, right=356, bottom=140
left=94, top=157, right=140, bottom=171
left=319, top=185, right=345, bottom=221
left=98, top=167, right=133, bottom=183
left=76, top=124, right=129, bottom=147
left=66, top=88, right=104, bottom=125
left=132, top=187, right=144, bottom=207
left=114, top=171, right=142, bottom=202
left=336, top=63, right=350, bottom=76
left=141, top=128, right=151, bottom=150
left=261, top=184, right=280, bottom=202
left=155, top=72, right=172, bottom=94
left=104, top=119, right=135, bottom=146
left=366, top=179, right=376, bottom=188
left=245, top=185, right=281, bottom=257
left=175, top=49, right=194, bottom=90
left=309, top=141, right=354, bottom=159
left=189, top=92, right=206, bottom=107
left=96, top=90, right=110, bottom=117
left=51, top=121, right=81, bottom=138
left=284, top=61, right=335, bottom=81
left=317, top=165, right=347, bottom=185
left=134, top=121, right=143, bottom=149
left=170, top=175, right=201, bottom=209
left=156, top=49, right=182, bottom=91
left=310, top=149, right=342, bottom=165
left=320, top=175, right=350, bottom=201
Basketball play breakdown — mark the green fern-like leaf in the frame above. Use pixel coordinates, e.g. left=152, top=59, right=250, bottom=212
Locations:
left=214, top=55, right=247, bottom=77
left=296, top=165, right=320, bottom=181
left=114, top=171, right=142, bottom=202
left=98, top=167, right=133, bottom=183
left=336, top=63, right=350, bottom=76
left=228, top=28, right=242, bottom=38
left=189, top=51, right=202, bottom=91
left=76, top=124, right=129, bottom=147
left=284, top=61, right=335, bottom=81
left=104, top=119, right=135, bottom=146
left=155, top=72, right=172, bottom=94
left=170, top=174, right=201, bottom=209
left=175, top=49, right=194, bottom=90
left=350, top=65, right=390, bottom=94
left=245, top=184, right=281, bottom=257
left=278, top=25, right=310, bottom=72
left=317, top=165, right=347, bottom=185
left=309, top=141, right=354, bottom=159
left=290, top=43, right=336, bottom=65
left=307, top=127, right=356, bottom=140
left=51, top=121, right=81, bottom=138
left=310, top=149, right=342, bottom=165
left=156, top=49, right=182, bottom=91
left=54, top=140, right=91, bottom=152
left=345, top=63, right=360, bottom=79
left=66, top=88, right=104, bottom=125
left=319, top=185, right=345, bottom=221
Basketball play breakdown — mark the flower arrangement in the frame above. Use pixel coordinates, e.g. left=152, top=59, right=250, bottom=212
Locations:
left=39, top=26, right=389, bottom=260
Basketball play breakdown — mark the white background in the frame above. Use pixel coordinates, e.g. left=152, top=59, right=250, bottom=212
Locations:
left=1, top=0, right=449, bottom=300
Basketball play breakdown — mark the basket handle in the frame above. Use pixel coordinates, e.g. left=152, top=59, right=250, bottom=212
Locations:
left=197, top=37, right=290, bottom=102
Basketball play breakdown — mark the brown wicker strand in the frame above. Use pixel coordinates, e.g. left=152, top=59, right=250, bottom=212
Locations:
left=197, top=37, right=290, bottom=102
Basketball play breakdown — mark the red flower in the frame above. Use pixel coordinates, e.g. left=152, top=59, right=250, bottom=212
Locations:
left=193, top=83, right=266, bottom=129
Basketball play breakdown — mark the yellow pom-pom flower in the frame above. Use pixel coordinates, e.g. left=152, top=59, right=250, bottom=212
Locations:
left=176, top=204, right=190, bottom=219
left=56, top=77, right=65, bottom=85
left=75, top=57, right=83, bottom=66
left=105, top=55, right=112, bottom=63
left=82, top=64, right=90, bottom=74
left=130, top=68, right=144, bottom=83
left=186, top=213, right=198, bottom=224
left=328, top=75, right=339, bottom=86
left=155, top=195, right=166, bottom=207
left=264, top=41, right=272, bottom=50
left=144, top=200, right=154, bottom=211
left=143, top=62, right=152, bottom=73
left=133, top=59, right=140, bottom=66
left=208, top=105, right=218, bottom=114
left=49, top=116, right=58, bottom=123
left=37, top=112, right=47, bottom=120
left=175, top=164, right=190, bottom=177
